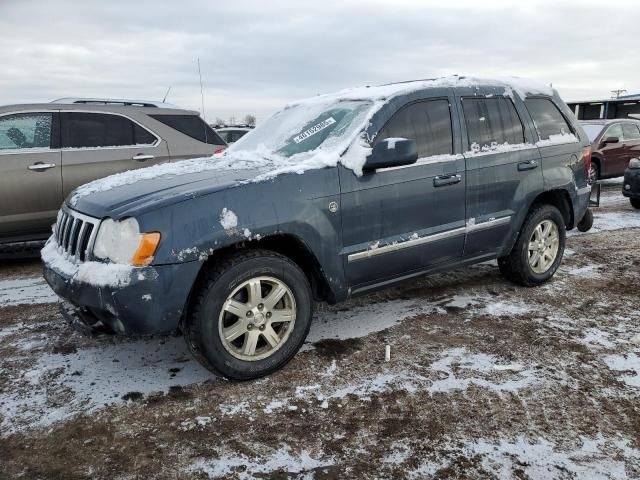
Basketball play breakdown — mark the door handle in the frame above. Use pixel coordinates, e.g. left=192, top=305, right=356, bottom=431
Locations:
left=28, top=162, right=56, bottom=171
left=132, top=154, right=154, bottom=162
left=518, top=159, right=538, bottom=171
left=433, top=174, right=462, bottom=187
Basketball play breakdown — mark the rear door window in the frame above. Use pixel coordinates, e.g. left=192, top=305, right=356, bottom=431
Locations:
left=622, top=123, right=640, bottom=140
left=150, top=114, right=223, bottom=145
left=462, top=97, right=524, bottom=148
left=0, top=113, right=53, bottom=150
left=374, top=99, right=453, bottom=158
left=524, top=98, right=573, bottom=140
left=61, top=112, right=156, bottom=148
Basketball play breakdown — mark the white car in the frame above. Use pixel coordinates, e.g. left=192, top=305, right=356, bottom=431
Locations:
left=215, top=126, right=252, bottom=144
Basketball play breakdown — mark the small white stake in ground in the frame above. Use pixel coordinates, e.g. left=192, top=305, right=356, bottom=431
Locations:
left=385, top=345, right=391, bottom=362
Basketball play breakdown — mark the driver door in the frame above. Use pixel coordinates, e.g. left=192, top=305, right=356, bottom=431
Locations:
left=339, top=92, right=466, bottom=292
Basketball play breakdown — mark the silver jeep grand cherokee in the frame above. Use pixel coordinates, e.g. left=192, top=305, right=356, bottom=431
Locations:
left=0, top=98, right=226, bottom=246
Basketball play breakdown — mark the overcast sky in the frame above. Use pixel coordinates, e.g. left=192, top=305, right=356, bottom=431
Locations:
left=1, top=0, right=638, bottom=123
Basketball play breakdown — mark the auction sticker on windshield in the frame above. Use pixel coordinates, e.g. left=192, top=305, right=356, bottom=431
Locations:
left=293, top=117, right=336, bottom=144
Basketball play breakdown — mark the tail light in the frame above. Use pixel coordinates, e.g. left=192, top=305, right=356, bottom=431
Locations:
left=214, top=147, right=226, bottom=155
left=582, top=146, right=592, bottom=178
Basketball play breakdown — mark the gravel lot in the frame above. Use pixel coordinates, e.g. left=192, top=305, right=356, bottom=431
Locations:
left=1, top=181, right=639, bottom=479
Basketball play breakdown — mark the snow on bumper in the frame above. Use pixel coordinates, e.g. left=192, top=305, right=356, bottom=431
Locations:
left=42, top=239, right=202, bottom=335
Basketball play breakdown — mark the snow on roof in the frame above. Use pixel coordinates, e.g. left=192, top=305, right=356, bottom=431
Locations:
left=68, top=75, right=555, bottom=206
left=288, top=75, right=554, bottom=107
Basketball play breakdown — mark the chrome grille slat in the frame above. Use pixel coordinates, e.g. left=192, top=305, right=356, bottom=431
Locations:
left=58, top=213, right=69, bottom=245
left=69, top=218, right=82, bottom=256
left=54, top=208, right=100, bottom=261
left=76, top=222, right=89, bottom=258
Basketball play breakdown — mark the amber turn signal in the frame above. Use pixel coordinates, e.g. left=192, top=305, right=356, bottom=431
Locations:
left=130, top=232, right=161, bottom=266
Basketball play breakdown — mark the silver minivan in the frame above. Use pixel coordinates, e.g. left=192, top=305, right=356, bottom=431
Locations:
left=0, top=98, right=226, bottom=244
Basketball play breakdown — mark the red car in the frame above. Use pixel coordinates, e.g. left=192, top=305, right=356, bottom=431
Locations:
left=579, top=119, right=640, bottom=183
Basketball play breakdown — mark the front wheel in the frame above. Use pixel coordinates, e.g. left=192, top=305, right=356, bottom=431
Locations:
left=631, top=198, right=640, bottom=210
left=185, top=250, right=313, bottom=380
left=498, top=204, right=566, bottom=286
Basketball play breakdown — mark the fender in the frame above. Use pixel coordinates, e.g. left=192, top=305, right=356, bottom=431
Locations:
left=137, top=167, right=348, bottom=300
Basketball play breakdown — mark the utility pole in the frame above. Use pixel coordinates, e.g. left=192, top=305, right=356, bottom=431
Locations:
left=611, top=89, right=627, bottom=99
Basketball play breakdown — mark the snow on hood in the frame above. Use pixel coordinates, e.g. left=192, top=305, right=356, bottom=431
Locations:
left=69, top=75, right=554, bottom=206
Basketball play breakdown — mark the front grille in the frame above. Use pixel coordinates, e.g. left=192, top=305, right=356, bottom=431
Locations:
left=54, top=208, right=100, bottom=261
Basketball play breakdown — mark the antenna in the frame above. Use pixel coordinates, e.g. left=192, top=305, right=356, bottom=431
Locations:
left=197, top=58, right=206, bottom=122
left=162, top=86, right=172, bottom=103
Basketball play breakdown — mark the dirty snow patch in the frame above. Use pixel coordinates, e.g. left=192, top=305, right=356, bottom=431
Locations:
left=0, top=335, right=213, bottom=434
left=604, top=352, right=640, bottom=388
left=0, top=277, right=58, bottom=307
left=188, top=448, right=334, bottom=480
left=428, top=348, right=538, bottom=393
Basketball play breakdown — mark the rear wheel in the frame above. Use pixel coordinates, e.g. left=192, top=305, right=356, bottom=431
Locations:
left=185, top=250, right=313, bottom=380
left=498, top=204, right=566, bottom=286
left=631, top=198, right=640, bottom=210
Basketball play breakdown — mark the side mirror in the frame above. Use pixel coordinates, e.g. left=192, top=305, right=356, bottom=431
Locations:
left=602, top=136, right=619, bottom=145
left=363, top=138, right=418, bottom=172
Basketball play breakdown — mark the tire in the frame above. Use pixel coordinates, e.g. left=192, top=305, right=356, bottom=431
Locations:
left=631, top=198, right=640, bottom=210
left=185, top=249, right=313, bottom=380
left=577, top=208, right=594, bottom=232
left=498, top=204, right=566, bottom=287
left=588, top=163, right=600, bottom=185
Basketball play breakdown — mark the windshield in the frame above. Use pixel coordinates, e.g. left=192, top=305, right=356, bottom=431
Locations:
left=581, top=123, right=604, bottom=142
left=229, top=100, right=373, bottom=158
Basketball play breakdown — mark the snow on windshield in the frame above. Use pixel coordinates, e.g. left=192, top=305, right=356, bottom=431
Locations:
left=230, top=100, right=372, bottom=158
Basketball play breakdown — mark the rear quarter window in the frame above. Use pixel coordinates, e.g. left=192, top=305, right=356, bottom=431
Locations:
left=150, top=114, right=224, bottom=145
left=524, top=98, right=573, bottom=140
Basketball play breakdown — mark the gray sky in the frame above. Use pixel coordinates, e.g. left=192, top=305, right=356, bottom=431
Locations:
left=1, top=0, right=638, bottom=122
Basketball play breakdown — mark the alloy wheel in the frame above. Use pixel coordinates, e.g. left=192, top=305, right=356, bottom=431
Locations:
left=218, top=276, right=296, bottom=361
left=528, top=220, right=560, bottom=274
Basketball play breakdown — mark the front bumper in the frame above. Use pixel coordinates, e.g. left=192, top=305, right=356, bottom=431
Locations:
left=44, top=257, right=203, bottom=335
left=623, top=168, right=640, bottom=199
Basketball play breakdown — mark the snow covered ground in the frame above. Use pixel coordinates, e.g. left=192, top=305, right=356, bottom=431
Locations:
left=1, top=180, right=639, bottom=479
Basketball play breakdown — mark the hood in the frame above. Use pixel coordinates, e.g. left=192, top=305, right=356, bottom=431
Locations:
left=69, top=159, right=269, bottom=219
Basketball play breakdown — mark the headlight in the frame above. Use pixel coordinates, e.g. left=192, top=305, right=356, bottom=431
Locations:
left=93, top=217, right=161, bottom=266
left=629, top=158, right=640, bottom=169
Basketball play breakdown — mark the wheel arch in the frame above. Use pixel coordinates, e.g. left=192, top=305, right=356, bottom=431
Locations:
left=530, top=189, right=574, bottom=229
left=183, top=234, right=335, bottom=325
left=502, top=188, right=574, bottom=259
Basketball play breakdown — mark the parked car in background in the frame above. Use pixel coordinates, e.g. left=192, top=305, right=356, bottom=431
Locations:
left=623, top=157, right=640, bottom=209
left=43, top=77, right=592, bottom=380
left=0, top=98, right=226, bottom=245
left=579, top=119, right=640, bottom=183
left=215, top=125, right=253, bottom=144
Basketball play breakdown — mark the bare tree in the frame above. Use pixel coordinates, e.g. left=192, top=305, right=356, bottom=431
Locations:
left=213, top=117, right=225, bottom=127
left=243, top=114, right=256, bottom=126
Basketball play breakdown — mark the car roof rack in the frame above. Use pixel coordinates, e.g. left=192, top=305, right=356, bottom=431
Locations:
left=50, top=97, right=179, bottom=108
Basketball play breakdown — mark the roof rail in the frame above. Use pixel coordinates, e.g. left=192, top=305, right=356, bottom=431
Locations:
left=50, top=98, right=179, bottom=108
